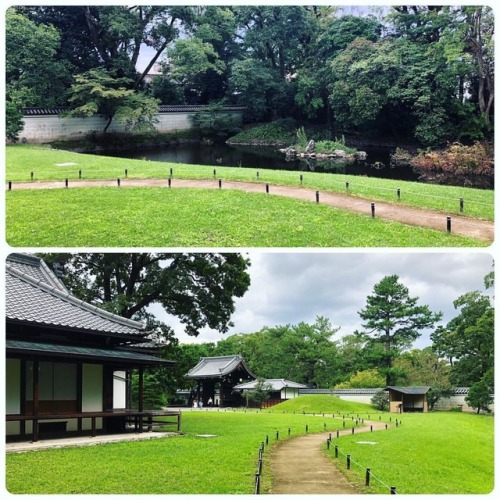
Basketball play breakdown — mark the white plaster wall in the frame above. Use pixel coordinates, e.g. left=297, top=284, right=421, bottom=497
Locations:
left=19, top=111, right=243, bottom=143
left=281, top=388, right=300, bottom=399
left=113, top=371, right=127, bottom=409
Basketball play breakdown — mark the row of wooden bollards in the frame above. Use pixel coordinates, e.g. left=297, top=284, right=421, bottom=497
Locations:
left=16, top=168, right=471, bottom=214
left=5, top=177, right=457, bottom=233
left=326, top=422, right=399, bottom=494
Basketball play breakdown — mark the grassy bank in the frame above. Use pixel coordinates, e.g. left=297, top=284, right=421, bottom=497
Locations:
left=6, top=145, right=494, bottom=220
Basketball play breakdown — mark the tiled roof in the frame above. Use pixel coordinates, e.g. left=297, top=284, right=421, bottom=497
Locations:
left=234, top=379, right=308, bottom=391
left=7, top=253, right=68, bottom=292
left=22, top=105, right=246, bottom=116
left=186, top=355, right=256, bottom=379
left=6, top=259, right=146, bottom=337
left=386, top=386, right=431, bottom=395
left=299, top=388, right=384, bottom=395
left=6, top=340, right=174, bottom=365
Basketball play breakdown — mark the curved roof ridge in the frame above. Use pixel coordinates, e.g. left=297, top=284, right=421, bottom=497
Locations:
left=6, top=264, right=146, bottom=332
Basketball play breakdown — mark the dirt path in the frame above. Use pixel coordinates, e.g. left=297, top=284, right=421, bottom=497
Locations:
left=269, top=420, right=387, bottom=494
left=6, top=178, right=493, bottom=241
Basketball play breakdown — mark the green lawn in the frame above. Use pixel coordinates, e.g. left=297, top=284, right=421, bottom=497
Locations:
left=5, top=408, right=493, bottom=494
left=6, top=144, right=494, bottom=220
left=6, top=411, right=354, bottom=494
left=6, top=187, right=486, bottom=247
left=327, top=411, right=494, bottom=494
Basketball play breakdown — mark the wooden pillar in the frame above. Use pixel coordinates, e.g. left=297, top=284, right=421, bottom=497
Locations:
left=219, top=380, right=225, bottom=408
left=77, top=363, right=83, bottom=432
left=20, top=360, right=26, bottom=437
left=138, top=368, right=144, bottom=412
left=138, top=367, right=144, bottom=432
left=32, top=360, right=39, bottom=442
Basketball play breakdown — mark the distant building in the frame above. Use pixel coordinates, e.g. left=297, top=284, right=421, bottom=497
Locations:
left=186, top=355, right=256, bottom=408
left=234, top=379, right=308, bottom=408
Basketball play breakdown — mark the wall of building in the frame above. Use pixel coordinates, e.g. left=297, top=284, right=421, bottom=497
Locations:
left=113, top=371, right=127, bottom=410
left=19, top=109, right=244, bottom=143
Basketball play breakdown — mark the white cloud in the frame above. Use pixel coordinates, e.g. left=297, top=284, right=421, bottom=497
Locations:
left=151, top=251, right=494, bottom=348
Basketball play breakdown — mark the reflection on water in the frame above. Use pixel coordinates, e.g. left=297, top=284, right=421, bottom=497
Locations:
left=96, top=143, right=420, bottom=182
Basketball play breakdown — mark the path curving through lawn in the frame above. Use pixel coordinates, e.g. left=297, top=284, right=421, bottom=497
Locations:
left=6, top=178, right=494, bottom=241
left=269, top=420, right=387, bottom=494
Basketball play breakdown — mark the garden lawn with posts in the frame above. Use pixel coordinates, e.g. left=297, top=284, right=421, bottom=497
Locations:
left=6, top=145, right=493, bottom=247
left=6, top=402, right=493, bottom=494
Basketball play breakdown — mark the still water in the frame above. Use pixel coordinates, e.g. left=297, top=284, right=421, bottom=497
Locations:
left=96, top=143, right=420, bottom=182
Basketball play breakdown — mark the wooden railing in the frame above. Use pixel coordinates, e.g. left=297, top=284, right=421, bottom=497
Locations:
left=7, top=409, right=181, bottom=442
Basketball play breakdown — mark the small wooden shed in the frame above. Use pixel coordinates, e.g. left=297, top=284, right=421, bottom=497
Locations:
left=386, top=386, right=431, bottom=413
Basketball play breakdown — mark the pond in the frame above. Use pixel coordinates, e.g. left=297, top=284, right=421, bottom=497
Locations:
left=95, top=143, right=421, bottom=182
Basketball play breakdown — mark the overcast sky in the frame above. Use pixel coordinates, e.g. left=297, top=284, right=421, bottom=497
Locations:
left=149, top=251, right=494, bottom=349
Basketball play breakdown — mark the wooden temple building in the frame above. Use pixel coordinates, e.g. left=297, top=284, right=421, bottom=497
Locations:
left=186, top=355, right=256, bottom=407
left=5, top=253, right=180, bottom=442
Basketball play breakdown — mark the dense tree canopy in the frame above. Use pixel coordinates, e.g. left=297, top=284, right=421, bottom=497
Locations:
left=6, top=5, right=494, bottom=146
left=42, top=253, right=251, bottom=339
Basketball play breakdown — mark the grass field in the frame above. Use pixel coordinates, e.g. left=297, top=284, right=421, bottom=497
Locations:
left=6, top=187, right=486, bottom=247
left=6, top=410, right=354, bottom=494
left=6, top=397, right=494, bottom=495
left=6, top=144, right=494, bottom=220
left=327, top=412, right=494, bottom=494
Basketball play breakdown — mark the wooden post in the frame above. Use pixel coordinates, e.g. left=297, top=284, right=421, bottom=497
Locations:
left=32, top=360, right=39, bottom=442
left=447, top=216, right=452, bottom=233
left=219, top=178, right=222, bottom=189
left=347, top=455, right=351, bottom=469
left=371, top=202, right=375, bottom=218
left=316, top=191, right=319, bottom=203
left=366, top=468, right=371, bottom=486
left=397, top=188, right=401, bottom=200
left=138, top=367, right=144, bottom=432
left=266, top=183, right=269, bottom=194
left=391, top=486, right=397, bottom=494
left=460, top=198, right=464, bottom=213
left=335, top=445, right=339, bottom=458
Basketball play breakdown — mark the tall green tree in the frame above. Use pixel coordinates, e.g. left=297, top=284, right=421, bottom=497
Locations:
left=431, top=281, right=494, bottom=387
left=357, top=275, right=442, bottom=385
left=6, top=8, right=70, bottom=107
left=66, top=69, right=160, bottom=132
left=213, top=317, right=342, bottom=387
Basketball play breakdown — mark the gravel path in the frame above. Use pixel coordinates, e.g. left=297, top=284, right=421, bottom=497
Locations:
left=6, top=178, right=493, bottom=241
left=269, top=420, right=388, bottom=494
